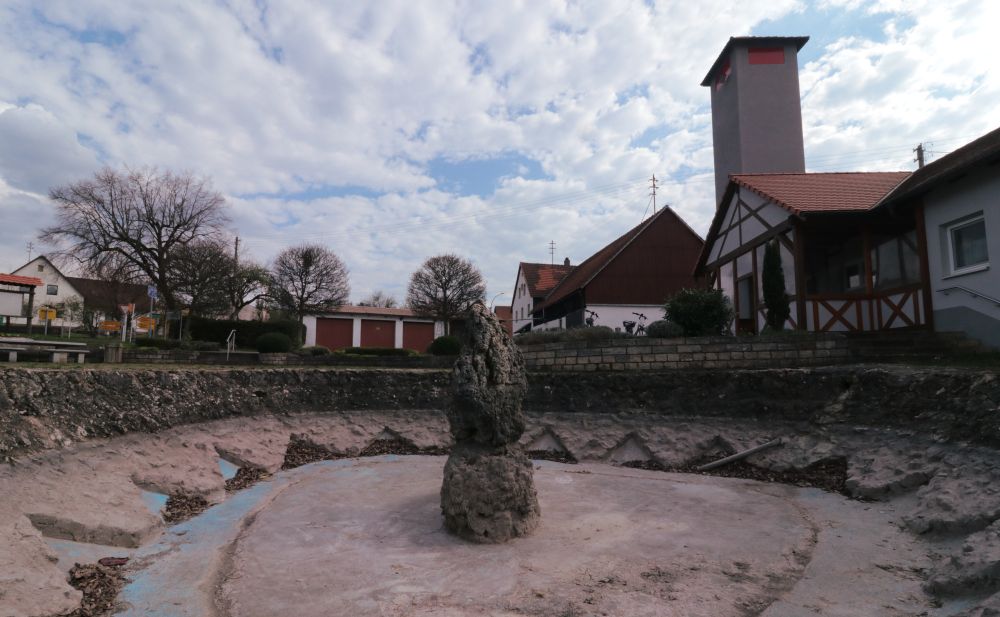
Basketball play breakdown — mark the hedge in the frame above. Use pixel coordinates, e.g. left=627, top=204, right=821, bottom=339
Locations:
left=189, top=316, right=304, bottom=348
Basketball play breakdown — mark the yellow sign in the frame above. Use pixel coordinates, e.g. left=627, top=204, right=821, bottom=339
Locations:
left=136, top=316, right=156, bottom=329
left=99, top=320, right=122, bottom=332
left=38, top=307, right=56, bottom=321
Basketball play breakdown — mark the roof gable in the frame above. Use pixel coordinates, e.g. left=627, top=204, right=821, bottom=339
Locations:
left=538, top=206, right=703, bottom=312
left=518, top=262, right=574, bottom=299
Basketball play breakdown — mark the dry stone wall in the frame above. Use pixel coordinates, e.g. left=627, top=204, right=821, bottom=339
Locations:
left=2, top=365, right=999, bottom=462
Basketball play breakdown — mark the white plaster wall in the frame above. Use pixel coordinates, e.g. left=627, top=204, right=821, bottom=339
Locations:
left=922, top=166, right=1000, bottom=347
left=587, top=304, right=665, bottom=332
left=302, top=315, right=317, bottom=346
left=9, top=257, right=83, bottom=326
left=511, top=269, right=533, bottom=332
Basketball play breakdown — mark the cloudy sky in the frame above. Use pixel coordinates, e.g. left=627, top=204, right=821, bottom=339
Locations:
left=1, top=0, right=997, bottom=304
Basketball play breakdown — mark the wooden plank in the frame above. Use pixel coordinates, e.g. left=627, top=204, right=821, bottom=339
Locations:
left=792, top=220, right=807, bottom=330
left=914, top=200, right=935, bottom=330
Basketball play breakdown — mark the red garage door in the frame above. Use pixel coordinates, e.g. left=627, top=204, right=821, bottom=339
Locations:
left=360, top=319, right=395, bottom=348
left=316, top=318, right=353, bottom=350
left=402, top=321, right=435, bottom=352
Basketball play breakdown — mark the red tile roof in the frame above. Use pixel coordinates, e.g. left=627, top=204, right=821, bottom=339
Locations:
left=0, top=274, right=43, bottom=287
left=732, top=171, right=911, bottom=216
left=493, top=305, right=513, bottom=336
left=519, top=262, right=574, bottom=298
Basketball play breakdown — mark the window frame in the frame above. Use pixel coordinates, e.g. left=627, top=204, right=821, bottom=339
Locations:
left=946, top=214, right=989, bottom=277
left=46, top=284, right=58, bottom=296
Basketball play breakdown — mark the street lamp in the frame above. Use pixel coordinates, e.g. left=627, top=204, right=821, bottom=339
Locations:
left=489, top=292, right=506, bottom=311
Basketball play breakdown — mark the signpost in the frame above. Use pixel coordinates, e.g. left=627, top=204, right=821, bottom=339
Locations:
left=38, top=307, right=56, bottom=335
left=147, top=286, right=157, bottom=337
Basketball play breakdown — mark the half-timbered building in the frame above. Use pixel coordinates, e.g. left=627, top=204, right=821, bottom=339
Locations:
left=695, top=171, right=931, bottom=334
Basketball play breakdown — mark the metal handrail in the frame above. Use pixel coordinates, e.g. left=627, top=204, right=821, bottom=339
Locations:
left=937, top=285, right=1000, bottom=307
left=226, top=329, right=237, bottom=361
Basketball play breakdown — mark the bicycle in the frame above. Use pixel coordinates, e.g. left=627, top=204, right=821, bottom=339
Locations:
left=622, top=312, right=647, bottom=336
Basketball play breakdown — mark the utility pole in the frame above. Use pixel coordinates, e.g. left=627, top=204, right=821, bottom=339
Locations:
left=548, top=241, right=556, bottom=265
left=25, top=242, right=33, bottom=262
left=649, top=174, right=658, bottom=213
left=914, top=143, right=925, bottom=169
left=234, top=236, right=240, bottom=263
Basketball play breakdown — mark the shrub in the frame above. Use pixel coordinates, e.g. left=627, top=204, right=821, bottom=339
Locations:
left=256, top=332, right=293, bottom=353
left=340, top=346, right=416, bottom=357
left=645, top=320, right=684, bottom=339
left=515, top=326, right=625, bottom=346
left=298, top=345, right=331, bottom=356
left=664, top=288, right=734, bottom=337
left=427, top=335, right=462, bottom=356
left=189, top=316, right=304, bottom=348
left=133, top=338, right=182, bottom=350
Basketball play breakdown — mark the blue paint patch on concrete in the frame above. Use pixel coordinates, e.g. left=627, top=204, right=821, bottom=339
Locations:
left=46, top=538, right=136, bottom=572
left=119, top=458, right=360, bottom=616
left=218, top=458, right=239, bottom=480
left=139, top=489, right=169, bottom=516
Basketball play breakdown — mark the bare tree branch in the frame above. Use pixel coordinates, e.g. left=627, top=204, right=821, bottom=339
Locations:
left=269, top=244, right=350, bottom=324
left=406, top=254, right=485, bottom=329
left=41, top=167, right=229, bottom=311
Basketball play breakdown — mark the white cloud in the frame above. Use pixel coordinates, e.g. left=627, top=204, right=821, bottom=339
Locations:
left=0, top=0, right=996, bottom=303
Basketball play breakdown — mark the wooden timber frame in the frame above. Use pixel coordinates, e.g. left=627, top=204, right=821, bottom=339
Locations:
left=703, top=191, right=933, bottom=335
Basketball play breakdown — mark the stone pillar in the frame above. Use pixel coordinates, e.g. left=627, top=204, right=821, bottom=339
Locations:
left=440, top=302, right=540, bottom=543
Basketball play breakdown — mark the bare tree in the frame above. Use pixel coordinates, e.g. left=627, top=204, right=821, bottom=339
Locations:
left=171, top=239, right=232, bottom=317
left=41, top=167, right=229, bottom=312
left=357, top=290, right=398, bottom=308
left=406, top=254, right=486, bottom=331
left=269, top=244, right=350, bottom=325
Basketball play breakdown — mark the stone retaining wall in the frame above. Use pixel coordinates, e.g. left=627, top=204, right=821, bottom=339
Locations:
left=520, top=334, right=851, bottom=371
left=2, top=365, right=999, bottom=462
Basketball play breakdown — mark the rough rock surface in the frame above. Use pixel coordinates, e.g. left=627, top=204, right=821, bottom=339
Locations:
left=0, top=516, right=82, bottom=617
left=440, top=303, right=539, bottom=543
left=928, top=520, right=1000, bottom=596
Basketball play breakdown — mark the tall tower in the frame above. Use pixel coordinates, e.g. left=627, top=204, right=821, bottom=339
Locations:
left=701, top=36, right=809, bottom=204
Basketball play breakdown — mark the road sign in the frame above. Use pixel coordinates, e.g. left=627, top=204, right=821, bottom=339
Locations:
left=99, top=320, right=121, bottom=332
left=147, top=285, right=158, bottom=300
left=136, top=316, right=156, bottom=330
left=38, top=307, right=56, bottom=321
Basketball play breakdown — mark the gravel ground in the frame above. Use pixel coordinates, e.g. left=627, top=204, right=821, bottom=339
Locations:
left=225, top=467, right=271, bottom=492
left=66, top=560, right=127, bottom=616
left=162, top=493, right=210, bottom=524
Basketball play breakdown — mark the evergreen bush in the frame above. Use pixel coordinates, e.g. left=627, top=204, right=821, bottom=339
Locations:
left=256, top=332, right=293, bottom=353
left=645, top=320, right=684, bottom=339
left=298, top=345, right=331, bottom=356
left=762, top=240, right=791, bottom=331
left=664, top=288, right=734, bottom=336
left=189, top=316, right=304, bottom=348
left=427, top=335, right=462, bottom=356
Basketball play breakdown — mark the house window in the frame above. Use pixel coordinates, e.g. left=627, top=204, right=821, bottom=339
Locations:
left=871, top=230, right=920, bottom=290
left=37, top=264, right=44, bottom=272
left=46, top=284, right=58, bottom=295
left=947, top=214, right=988, bottom=275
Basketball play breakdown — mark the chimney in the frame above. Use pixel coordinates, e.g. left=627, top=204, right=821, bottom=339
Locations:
left=702, top=36, right=809, bottom=204
left=563, top=257, right=571, bottom=267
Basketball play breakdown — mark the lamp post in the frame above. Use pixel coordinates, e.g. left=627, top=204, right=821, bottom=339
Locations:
left=489, top=292, right=506, bottom=311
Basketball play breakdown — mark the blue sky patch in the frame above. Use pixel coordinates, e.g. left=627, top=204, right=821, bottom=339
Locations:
left=428, top=153, right=548, bottom=197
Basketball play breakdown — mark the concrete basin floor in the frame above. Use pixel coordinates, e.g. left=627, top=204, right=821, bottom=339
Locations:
left=119, top=456, right=932, bottom=617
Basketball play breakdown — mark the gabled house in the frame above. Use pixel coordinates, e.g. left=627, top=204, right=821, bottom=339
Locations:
left=696, top=172, right=922, bottom=333
left=532, top=206, right=704, bottom=331
left=511, top=261, right=575, bottom=333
